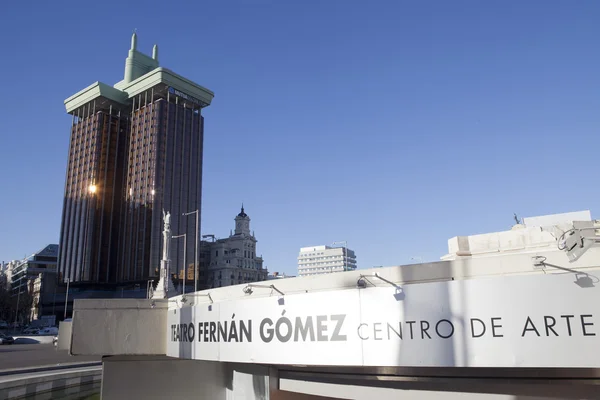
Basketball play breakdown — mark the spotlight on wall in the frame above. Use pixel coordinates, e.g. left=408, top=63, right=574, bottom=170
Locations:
left=356, top=278, right=367, bottom=289
left=188, top=292, right=213, bottom=303
left=357, top=273, right=401, bottom=290
left=243, top=284, right=284, bottom=296
left=559, top=223, right=600, bottom=263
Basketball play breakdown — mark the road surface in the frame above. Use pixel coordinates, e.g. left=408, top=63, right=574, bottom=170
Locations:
left=0, top=344, right=101, bottom=371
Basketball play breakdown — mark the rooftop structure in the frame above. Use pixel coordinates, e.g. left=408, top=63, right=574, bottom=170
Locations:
left=442, top=210, right=598, bottom=260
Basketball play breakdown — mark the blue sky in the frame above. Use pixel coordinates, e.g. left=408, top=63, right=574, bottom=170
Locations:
left=0, top=1, right=598, bottom=274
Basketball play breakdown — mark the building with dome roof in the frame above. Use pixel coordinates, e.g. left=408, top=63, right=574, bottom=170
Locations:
left=202, top=206, right=268, bottom=288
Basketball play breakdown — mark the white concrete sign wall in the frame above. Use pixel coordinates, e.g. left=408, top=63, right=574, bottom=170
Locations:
left=167, top=272, right=600, bottom=367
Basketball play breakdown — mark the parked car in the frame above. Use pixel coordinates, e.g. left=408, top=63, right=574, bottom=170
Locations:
left=0, top=321, right=8, bottom=329
left=38, top=327, right=59, bottom=335
left=22, top=327, right=40, bottom=335
left=0, top=333, right=14, bottom=345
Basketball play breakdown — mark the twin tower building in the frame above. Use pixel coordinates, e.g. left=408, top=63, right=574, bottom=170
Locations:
left=58, top=34, right=214, bottom=290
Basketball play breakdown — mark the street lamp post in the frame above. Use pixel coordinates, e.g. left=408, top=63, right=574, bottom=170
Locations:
left=172, top=234, right=187, bottom=297
left=182, top=210, right=199, bottom=293
left=64, top=278, right=70, bottom=320
left=52, top=273, right=57, bottom=316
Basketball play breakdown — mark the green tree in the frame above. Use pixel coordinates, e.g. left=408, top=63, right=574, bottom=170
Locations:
left=0, top=287, right=11, bottom=322
left=0, top=285, right=33, bottom=325
left=14, top=291, right=33, bottom=324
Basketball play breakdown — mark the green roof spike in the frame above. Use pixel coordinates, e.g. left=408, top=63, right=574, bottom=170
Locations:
left=152, top=44, right=158, bottom=61
left=131, top=31, right=137, bottom=50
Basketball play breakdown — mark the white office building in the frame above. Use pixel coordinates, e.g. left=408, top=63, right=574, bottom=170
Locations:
left=1, top=260, right=18, bottom=291
left=297, top=244, right=357, bottom=277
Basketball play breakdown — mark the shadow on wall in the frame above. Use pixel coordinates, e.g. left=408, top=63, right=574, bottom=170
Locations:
left=224, top=363, right=269, bottom=400
left=177, top=304, right=194, bottom=358
left=394, top=263, right=457, bottom=368
left=541, top=261, right=598, bottom=288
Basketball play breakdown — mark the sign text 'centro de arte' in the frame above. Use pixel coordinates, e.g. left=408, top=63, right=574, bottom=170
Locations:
left=171, top=310, right=596, bottom=344
left=166, top=272, right=600, bottom=368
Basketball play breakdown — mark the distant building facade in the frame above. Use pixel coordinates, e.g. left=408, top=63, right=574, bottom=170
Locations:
left=7, top=245, right=59, bottom=324
left=10, top=245, right=58, bottom=297
left=267, top=272, right=295, bottom=280
left=441, top=210, right=598, bottom=260
left=297, top=245, right=357, bottom=277
left=0, top=261, right=17, bottom=291
left=202, top=207, right=268, bottom=288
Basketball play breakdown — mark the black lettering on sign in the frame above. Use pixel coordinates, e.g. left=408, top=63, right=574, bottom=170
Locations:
left=209, top=322, right=216, bottom=342
left=470, top=318, right=486, bottom=338
left=561, top=315, right=574, bottom=336
left=182, top=324, right=188, bottom=342
left=218, top=321, right=227, bottom=342
left=187, top=323, right=195, bottom=342
left=331, top=315, right=347, bottom=341
left=373, top=323, right=382, bottom=340
left=406, top=321, right=416, bottom=339
left=581, top=315, right=595, bottom=336
left=197, top=322, right=203, bottom=341
left=316, top=315, right=328, bottom=341
left=357, top=323, right=368, bottom=340
left=420, top=321, right=431, bottom=339
left=544, top=316, right=558, bottom=337
left=259, top=315, right=348, bottom=343
left=522, top=317, right=540, bottom=337
left=195, top=320, right=251, bottom=342
left=387, top=322, right=402, bottom=340
left=171, top=323, right=196, bottom=342
left=260, top=318, right=274, bottom=343
left=228, top=319, right=238, bottom=342
left=435, top=319, right=454, bottom=339
left=294, top=316, right=315, bottom=342
left=491, top=317, right=503, bottom=337
left=240, top=320, right=252, bottom=342
left=275, top=317, right=293, bottom=342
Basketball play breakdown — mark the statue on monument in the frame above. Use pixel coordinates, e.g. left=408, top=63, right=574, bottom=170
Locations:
left=153, top=209, right=175, bottom=299
left=162, top=210, right=171, bottom=261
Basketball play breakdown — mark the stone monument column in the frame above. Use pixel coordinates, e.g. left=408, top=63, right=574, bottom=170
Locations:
left=152, top=210, right=176, bottom=299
